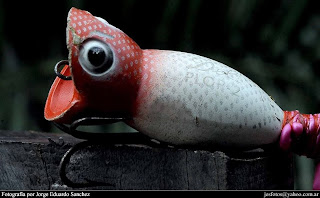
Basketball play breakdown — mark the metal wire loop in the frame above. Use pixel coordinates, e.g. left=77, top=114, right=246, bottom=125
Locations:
left=52, top=116, right=164, bottom=145
left=59, top=141, right=115, bottom=188
left=53, top=117, right=130, bottom=140
left=55, top=116, right=164, bottom=188
left=54, top=60, right=72, bottom=80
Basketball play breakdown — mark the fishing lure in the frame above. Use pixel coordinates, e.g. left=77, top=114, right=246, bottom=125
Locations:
left=44, top=8, right=320, bottom=189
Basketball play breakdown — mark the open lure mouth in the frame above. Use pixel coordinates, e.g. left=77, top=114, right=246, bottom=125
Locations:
left=44, top=60, right=82, bottom=124
left=44, top=60, right=131, bottom=139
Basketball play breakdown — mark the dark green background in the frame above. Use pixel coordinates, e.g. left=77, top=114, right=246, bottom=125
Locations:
left=0, top=0, right=319, bottom=189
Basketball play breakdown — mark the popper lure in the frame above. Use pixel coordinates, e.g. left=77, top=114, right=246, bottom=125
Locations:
left=45, top=8, right=320, bottom=189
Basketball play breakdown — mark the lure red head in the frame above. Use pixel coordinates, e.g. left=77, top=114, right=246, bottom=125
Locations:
left=45, top=8, right=144, bottom=123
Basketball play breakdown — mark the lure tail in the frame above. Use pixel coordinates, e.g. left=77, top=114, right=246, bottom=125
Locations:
left=280, top=110, right=320, bottom=157
left=280, top=110, right=320, bottom=189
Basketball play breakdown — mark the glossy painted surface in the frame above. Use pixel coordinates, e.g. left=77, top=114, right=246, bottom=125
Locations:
left=130, top=49, right=284, bottom=148
left=43, top=6, right=320, bottom=190
left=45, top=8, right=284, bottom=149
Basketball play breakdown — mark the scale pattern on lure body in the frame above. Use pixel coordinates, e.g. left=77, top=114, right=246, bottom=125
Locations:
left=132, top=50, right=284, bottom=148
left=44, top=8, right=320, bottom=189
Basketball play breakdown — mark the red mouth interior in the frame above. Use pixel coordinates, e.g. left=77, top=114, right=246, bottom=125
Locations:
left=44, top=65, right=80, bottom=122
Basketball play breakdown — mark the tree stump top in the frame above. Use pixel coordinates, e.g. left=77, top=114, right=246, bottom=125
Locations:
left=0, top=130, right=293, bottom=190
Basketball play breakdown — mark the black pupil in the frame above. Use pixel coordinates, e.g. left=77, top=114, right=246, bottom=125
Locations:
left=88, top=47, right=106, bottom=67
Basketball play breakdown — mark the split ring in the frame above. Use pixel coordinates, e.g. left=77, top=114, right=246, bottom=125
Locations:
left=54, top=60, right=72, bottom=80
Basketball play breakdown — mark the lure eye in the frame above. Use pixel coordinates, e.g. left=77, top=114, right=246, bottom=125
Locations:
left=78, top=39, right=114, bottom=75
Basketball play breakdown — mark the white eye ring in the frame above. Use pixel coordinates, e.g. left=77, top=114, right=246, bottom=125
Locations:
left=78, top=39, right=114, bottom=76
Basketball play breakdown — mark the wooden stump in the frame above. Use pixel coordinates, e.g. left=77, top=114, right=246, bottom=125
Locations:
left=0, top=130, right=293, bottom=190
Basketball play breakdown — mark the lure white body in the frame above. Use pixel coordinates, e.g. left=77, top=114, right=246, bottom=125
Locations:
left=130, top=50, right=284, bottom=148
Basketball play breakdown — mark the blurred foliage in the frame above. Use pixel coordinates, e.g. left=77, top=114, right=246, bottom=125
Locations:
left=0, top=0, right=319, bottom=189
